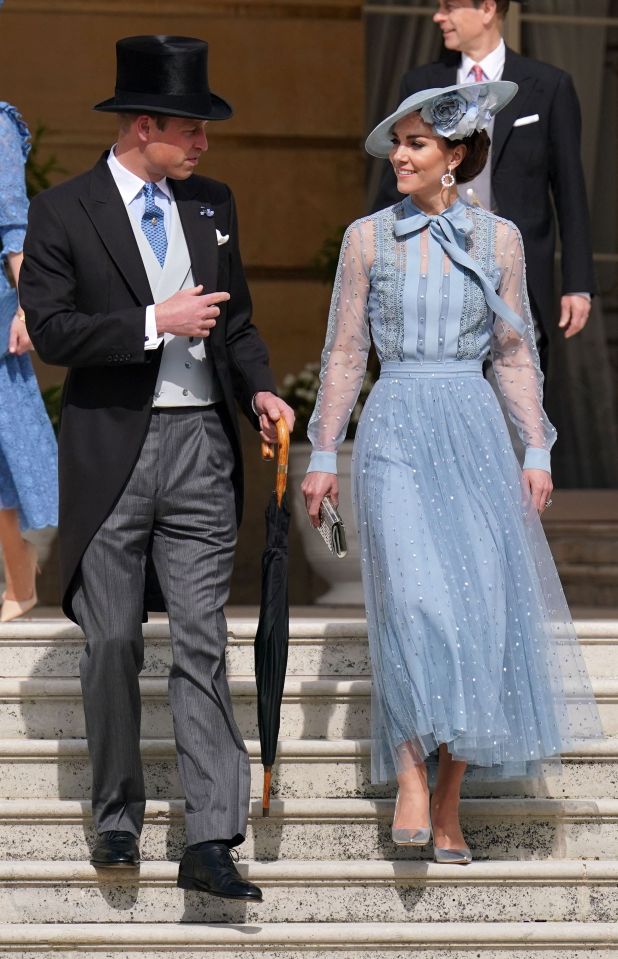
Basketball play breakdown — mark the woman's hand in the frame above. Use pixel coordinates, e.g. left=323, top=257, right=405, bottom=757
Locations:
left=301, top=471, right=339, bottom=528
left=523, top=468, right=553, bottom=513
left=8, top=313, right=33, bottom=355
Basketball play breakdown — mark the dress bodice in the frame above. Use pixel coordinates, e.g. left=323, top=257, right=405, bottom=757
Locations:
left=307, top=197, right=556, bottom=473
left=0, top=102, right=30, bottom=293
left=369, top=197, right=526, bottom=365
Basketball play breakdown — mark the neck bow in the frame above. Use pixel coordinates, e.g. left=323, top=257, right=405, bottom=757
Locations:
left=393, top=200, right=526, bottom=336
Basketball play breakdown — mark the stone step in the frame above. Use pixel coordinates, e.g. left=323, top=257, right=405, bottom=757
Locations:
left=0, top=619, right=615, bottom=678
left=0, top=738, right=616, bottom=800
left=0, top=676, right=370, bottom=740
left=0, top=859, right=617, bottom=924
left=557, top=567, right=618, bottom=608
left=1, top=920, right=617, bottom=958
left=0, top=619, right=373, bottom=678
left=1, top=797, right=617, bottom=862
left=1, top=675, right=615, bottom=740
left=546, top=523, right=618, bottom=565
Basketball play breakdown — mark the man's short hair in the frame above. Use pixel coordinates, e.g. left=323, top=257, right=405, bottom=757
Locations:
left=472, top=0, right=510, bottom=16
left=117, top=112, right=170, bottom=132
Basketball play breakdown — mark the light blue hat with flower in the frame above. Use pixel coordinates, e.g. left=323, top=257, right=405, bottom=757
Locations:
left=365, top=80, right=518, bottom=158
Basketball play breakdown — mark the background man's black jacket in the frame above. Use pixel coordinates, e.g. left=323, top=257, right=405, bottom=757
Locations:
left=373, top=48, right=596, bottom=335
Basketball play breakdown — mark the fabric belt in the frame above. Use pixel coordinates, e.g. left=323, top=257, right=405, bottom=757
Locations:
left=380, top=360, right=483, bottom=378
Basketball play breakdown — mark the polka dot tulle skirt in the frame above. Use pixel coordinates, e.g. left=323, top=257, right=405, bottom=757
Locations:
left=352, top=363, right=602, bottom=784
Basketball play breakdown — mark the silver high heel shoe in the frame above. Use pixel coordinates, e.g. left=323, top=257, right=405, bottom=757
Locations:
left=430, top=802, right=472, bottom=864
left=433, top=844, right=472, bottom=865
left=391, top=791, right=432, bottom=846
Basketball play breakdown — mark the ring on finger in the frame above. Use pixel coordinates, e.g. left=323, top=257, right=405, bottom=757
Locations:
left=543, top=498, right=553, bottom=510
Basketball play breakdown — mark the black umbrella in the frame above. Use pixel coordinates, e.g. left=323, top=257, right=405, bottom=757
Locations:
left=255, top=418, right=290, bottom=816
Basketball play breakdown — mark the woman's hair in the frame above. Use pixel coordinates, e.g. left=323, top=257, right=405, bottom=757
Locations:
left=450, top=130, right=490, bottom=184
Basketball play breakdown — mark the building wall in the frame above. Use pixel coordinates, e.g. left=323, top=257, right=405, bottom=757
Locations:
left=1, top=0, right=364, bottom=604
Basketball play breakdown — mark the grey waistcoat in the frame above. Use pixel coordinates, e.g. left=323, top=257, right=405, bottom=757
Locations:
left=129, top=197, right=222, bottom=408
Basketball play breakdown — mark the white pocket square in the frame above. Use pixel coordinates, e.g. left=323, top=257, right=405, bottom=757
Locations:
left=216, top=229, right=230, bottom=246
left=513, top=113, right=539, bottom=127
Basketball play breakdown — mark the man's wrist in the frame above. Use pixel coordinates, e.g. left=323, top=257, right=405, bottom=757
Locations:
left=252, top=391, right=272, bottom=416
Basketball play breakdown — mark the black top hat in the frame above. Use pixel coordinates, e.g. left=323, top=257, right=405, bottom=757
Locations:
left=93, top=35, right=233, bottom=121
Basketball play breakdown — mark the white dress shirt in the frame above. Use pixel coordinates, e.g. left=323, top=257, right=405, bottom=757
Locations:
left=458, top=38, right=506, bottom=84
left=107, top=147, right=166, bottom=350
left=455, top=40, right=505, bottom=210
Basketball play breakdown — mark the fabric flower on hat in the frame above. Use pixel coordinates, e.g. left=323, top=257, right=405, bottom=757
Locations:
left=421, top=92, right=468, bottom=138
left=422, top=88, right=497, bottom=140
left=477, top=89, right=499, bottom=129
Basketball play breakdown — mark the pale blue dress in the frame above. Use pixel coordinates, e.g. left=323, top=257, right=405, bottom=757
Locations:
left=307, top=197, right=602, bottom=783
left=0, top=103, right=57, bottom=530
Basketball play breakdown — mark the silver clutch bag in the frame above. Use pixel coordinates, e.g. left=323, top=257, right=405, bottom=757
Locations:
left=317, top=496, right=348, bottom=558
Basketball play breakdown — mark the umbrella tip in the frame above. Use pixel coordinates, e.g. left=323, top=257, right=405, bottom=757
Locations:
left=262, top=767, right=273, bottom=816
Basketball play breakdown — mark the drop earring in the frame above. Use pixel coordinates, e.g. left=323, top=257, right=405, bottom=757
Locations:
left=441, top=168, right=456, bottom=189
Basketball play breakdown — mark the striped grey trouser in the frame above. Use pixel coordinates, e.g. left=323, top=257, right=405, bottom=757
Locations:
left=72, top=406, right=250, bottom=846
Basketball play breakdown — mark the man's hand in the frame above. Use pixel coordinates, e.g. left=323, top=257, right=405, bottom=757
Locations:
left=558, top=294, right=591, bottom=338
left=301, top=471, right=339, bottom=528
left=523, top=468, right=553, bottom=513
left=8, top=314, right=33, bottom=355
left=253, top=391, right=295, bottom=444
left=155, top=286, right=230, bottom=338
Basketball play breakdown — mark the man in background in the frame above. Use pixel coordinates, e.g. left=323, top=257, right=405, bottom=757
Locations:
left=373, top=0, right=596, bottom=372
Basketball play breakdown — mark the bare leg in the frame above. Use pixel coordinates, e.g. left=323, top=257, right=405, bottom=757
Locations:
left=393, top=741, right=430, bottom=829
left=0, top=509, right=36, bottom=601
left=430, top=743, right=467, bottom=849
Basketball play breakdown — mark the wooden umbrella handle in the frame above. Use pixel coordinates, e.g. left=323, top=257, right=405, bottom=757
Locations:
left=261, top=418, right=290, bottom=506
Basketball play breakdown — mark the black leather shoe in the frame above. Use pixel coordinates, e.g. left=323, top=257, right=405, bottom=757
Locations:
left=90, top=830, right=140, bottom=868
left=177, top=842, right=263, bottom=901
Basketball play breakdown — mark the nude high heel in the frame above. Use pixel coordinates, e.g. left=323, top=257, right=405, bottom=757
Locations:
left=391, top=791, right=432, bottom=846
left=433, top=844, right=472, bottom=865
left=1, top=541, right=39, bottom=622
left=432, top=811, right=472, bottom=864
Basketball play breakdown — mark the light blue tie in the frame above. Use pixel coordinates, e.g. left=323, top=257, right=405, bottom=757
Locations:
left=141, top=182, right=167, bottom=268
left=394, top=199, right=526, bottom=336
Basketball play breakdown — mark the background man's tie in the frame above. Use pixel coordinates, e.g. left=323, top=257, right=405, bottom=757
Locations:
left=469, top=64, right=485, bottom=83
left=141, top=182, right=168, bottom=267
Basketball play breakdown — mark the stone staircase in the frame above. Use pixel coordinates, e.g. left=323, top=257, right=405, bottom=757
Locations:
left=0, top=615, right=617, bottom=957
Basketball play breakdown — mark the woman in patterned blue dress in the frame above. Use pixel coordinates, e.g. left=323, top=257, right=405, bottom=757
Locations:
left=302, top=82, right=602, bottom=864
left=0, top=101, right=57, bottom=621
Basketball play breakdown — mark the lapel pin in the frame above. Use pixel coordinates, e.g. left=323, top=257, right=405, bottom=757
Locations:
left=200, top=205, right=215, bottom=217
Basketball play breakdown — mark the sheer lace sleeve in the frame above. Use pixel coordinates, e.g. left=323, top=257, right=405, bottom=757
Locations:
left=306, top=219, right=372, bottom=473
left=491, top=219, right=556, bottom=473
left=0, top=104, right=30, bottom=259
